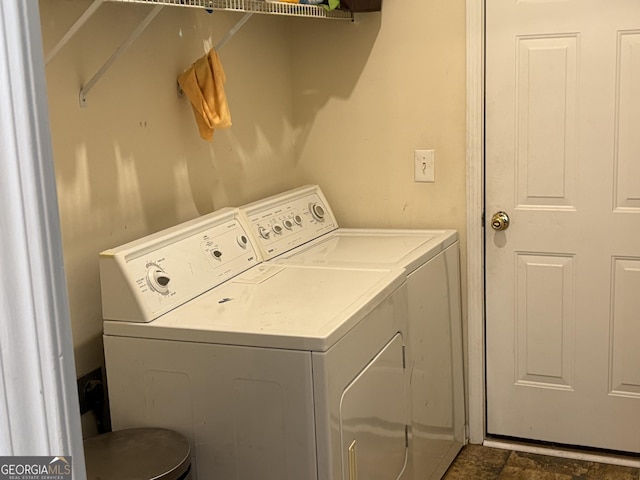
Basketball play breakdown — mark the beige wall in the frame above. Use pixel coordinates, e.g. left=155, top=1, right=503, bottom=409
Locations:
left=41, top=0, right=300, bottom=376
left=41, top=0, right=467, bottom=390
left=291, top=1, right=466, bottom=231
left=290, top=1, right=468, bottom=329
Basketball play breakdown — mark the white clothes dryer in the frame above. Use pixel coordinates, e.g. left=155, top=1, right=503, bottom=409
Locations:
left=239, top=186, right=466, bottom=480
left=100, top=208, right=411, bottom=480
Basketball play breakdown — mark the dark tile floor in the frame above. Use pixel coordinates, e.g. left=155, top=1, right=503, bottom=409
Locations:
left=442, top=444, right=640, bottom=480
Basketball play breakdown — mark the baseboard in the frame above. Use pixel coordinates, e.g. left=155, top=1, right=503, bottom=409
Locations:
left=483, top=439, right=640, bottom=469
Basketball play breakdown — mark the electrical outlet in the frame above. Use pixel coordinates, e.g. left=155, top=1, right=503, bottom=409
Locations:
left=414, top=149, right=435, bottom=183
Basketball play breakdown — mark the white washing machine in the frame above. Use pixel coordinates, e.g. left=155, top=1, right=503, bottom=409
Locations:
left=239, top=186, right=466, bottom=480
left=100, top=208, right=411, bottom=480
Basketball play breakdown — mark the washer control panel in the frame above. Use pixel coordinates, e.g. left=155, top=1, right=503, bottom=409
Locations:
left=240, top=185, right=338, bottom=260
left=99, top=208, right=259, bottom=323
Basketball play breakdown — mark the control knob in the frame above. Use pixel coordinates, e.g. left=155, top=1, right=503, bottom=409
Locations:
left=146, top=266, right=171, bottom=294
left=272, top=224, right=283, bottom=235
left=237, top=234, right=248, bottom=248
left=258, top=226, right=271, bottom=239
left=309, top=203, right=326, bottom=222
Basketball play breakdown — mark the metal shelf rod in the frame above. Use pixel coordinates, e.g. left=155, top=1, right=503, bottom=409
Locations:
left=215, top=11, right=253, bottom=50
left=79, top=5, right=164, bottom=107
left=106, top=0, right=353, bottom=20
left=45, top=0, right=105, bottom=65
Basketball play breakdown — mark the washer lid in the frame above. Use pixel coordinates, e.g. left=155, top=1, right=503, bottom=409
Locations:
left=276, top=229, right=458, bottom=273
left=104, top=265, right=405, bottom=352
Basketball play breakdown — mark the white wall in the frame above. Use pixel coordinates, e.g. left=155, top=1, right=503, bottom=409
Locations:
left=41, top=0, right=300, bottom=377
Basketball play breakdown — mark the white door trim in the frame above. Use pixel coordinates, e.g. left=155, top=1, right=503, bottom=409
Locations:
left=465, top=0, right=485, bottom=444
left=0, top=0, right=85, bottom=467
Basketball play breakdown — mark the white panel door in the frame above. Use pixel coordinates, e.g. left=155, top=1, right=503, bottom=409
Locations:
left=486, top=0, right=640, bottom=453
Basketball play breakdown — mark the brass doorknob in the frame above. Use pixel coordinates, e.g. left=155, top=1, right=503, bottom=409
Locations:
left=491, top=211, right=510, bottom=231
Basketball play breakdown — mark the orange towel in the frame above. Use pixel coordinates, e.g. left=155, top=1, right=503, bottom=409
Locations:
left=178, top=49, right=232, bottom=141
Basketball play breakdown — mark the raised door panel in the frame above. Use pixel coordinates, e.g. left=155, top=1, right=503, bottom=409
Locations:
left=516, top=36, right=578, bottom=209
left=614, top=32, right=640, bottom=211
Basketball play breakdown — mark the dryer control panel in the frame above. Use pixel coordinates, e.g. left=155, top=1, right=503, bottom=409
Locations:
left=240, top=185, right=338, bottom=260
left=99, top=208, right=260, bottom=323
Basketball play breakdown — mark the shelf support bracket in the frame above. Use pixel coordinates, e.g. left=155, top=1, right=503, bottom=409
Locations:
left=177, top=11, right=253, bottom=96
left=215, top=12, right=254, bottom=51
left=79, top=5, right=163, bottom=107
left=45, top=0, right=105, bottom=65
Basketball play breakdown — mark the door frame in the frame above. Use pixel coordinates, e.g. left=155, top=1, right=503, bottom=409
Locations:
left=465, top=0, right=485, bottom=445
left=0, top=0, right=85, bottom=464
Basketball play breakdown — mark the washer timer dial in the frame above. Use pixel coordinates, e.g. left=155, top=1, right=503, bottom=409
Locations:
left=309, top=202, right=326, bottom=222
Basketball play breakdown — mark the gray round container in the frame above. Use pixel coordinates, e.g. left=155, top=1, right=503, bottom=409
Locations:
left=83, top=428, right=191, bottom=480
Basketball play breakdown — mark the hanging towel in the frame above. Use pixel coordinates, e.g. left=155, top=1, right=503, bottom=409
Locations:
left=178, top=49, right=231, bottom=141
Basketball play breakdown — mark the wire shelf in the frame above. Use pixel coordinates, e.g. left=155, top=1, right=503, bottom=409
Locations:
left=106, top=0, right=354, bottom=19
left=46, top=0, right=354, bottom=106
